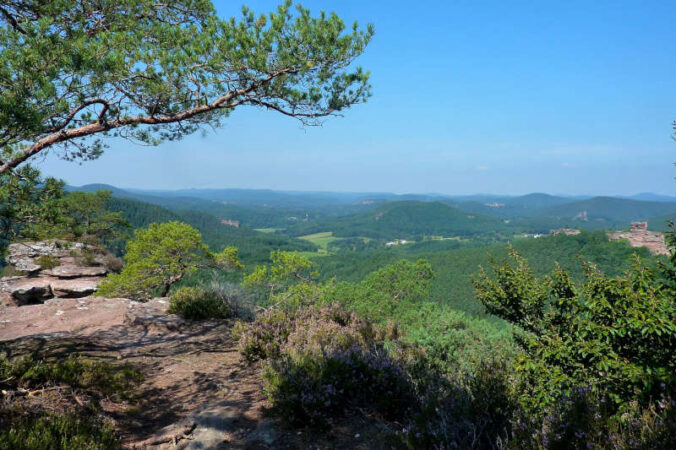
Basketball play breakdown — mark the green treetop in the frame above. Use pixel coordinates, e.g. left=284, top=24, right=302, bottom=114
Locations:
left=0, top=166, right=64, bottom=254
left=473, top=245, right=676, bottom=413
left=97, top=221, right=242, bottom=300
left=0, top=0, right=373, bottom=174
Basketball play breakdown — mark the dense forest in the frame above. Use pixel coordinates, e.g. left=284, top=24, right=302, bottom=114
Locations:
left=1, top=1, right=674, bottom=448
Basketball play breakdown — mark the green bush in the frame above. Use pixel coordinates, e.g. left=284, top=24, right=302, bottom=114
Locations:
left=35, top=255, right=60, bottom=270
left=0, top=352, right=141, bottom=450
left=0, top=353, right=141, bottom=400
left=0, top=414, right=119, bottom=450
left=239, top=303, right=413, bottom=427
left=73, top=248, right=99, bottom=267
left=0, top=265, right=21, bottom=277
left=168, top=286, right=234, bottom=320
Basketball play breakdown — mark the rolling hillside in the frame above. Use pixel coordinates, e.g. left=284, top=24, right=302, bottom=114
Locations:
left=106, top=197, right=317, bottom=264
left=450, top=193, right=575, bottom=218
left=285, top=201, right=512, bottom=240
left=537, top=196, right=676, bottom=224
left=316, top=231, right=661, bottom=316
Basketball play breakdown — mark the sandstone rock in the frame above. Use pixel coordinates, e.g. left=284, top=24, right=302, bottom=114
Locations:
left=43, top=265, right=107, bottom=278
left=6, top=278, right=53, bottom=305
left=0, top=291, right=15, bottom=307
left=1, top=241, right=114, bottom=306
left=124, top=307, right=185, bottom=332
left=50, top=278, right=101, bottom=298
left=246, top=418, right=279, bottom=445
left=7, top=241, right=86, bottom=260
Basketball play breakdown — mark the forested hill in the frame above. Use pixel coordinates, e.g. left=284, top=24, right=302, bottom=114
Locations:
left=537, top=196, right=676, bottom=223
left=107, top=197, right=317, bottom=264
left=316, top=230, right=662, bottom=316
left=285, top=201, right=511, bottom=239
left=78, top=184, right=676, bottom=237
left=448, top=193, right=576, bottom=218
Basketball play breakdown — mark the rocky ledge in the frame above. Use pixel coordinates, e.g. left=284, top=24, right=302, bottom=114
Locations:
left=1, top=241, right=118, bottom=307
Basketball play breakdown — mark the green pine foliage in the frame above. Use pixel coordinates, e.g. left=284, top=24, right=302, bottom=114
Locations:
left=97, top=221, right=242, bottom=300
left=0, top=0, right=373, bottom=173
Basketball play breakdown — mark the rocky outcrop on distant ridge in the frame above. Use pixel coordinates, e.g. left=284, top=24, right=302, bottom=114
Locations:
left=0, top=240, right=117, bottom=307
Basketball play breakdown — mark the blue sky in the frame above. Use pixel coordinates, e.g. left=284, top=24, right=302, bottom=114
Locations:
left=41, top=0, right=675, bottom=195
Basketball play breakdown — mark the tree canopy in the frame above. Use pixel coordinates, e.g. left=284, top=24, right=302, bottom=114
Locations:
left=0, top=0, right=373, bottom=174
left=97, top=221, right=242, bottom=299
left=473, top=241, right=676, bottom=413
left=0, top=165, right=64, bottom=254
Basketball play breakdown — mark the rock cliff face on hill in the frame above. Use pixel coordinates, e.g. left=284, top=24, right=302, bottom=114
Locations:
left=0, top=241, right=119, bottom=307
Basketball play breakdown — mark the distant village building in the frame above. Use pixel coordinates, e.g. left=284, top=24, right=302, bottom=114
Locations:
left=608, top=222, right=670, bottom=256
left=386, top=239, right=409, bottom=247
left=550, top=228, right=581, bottom=236
left=219, top=218, right=240, bottom=228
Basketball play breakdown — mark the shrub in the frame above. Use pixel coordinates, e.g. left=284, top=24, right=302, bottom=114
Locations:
left=0, top=265, right=21, bottom=277
left=404, top=360, right=514, bottom=449
left=472, top=245, right=676, bottom=448
left=239, top=304, right=414, bottom=427
left=73, top=248, right=100, bottom=267
left=35, top=255, right=60, bottom=270
left=236, top=308, right=294, bottom=362
left=264, top=344, right=413, bottom=428
left=168, top=286, right=234, bottom=320
left=100, top=253, right=123, bottom=273
left=0, top=353, right=141, bottom=400
left=0, top=414, right=119, bottom=450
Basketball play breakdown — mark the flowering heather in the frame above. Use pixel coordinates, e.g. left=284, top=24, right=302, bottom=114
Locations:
left=239, top=303, right=414, bottom=427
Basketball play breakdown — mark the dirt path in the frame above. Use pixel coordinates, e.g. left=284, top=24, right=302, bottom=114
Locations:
left=1, top=297, right=402, bottom=449
left=0, top=297, right=272, bottom=448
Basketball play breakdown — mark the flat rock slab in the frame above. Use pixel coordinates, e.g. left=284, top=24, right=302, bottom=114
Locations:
left=125, top=300, right=184, bottom=333
left=7, top=241, right=86, bottom=260
left=4, top=277, right=54, bottom=305
left=0, top=296, right=169, bottom=341
left=44, top=265, right=108, bottom=278
left=133, top=401, right=266, bottom=450
left=50, top=277, right=102, bottom=298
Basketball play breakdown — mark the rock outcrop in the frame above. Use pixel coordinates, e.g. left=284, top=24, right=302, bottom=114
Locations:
left=0, top=240, right=118, bottom=307
left=607, top=226, right=671, bottom=256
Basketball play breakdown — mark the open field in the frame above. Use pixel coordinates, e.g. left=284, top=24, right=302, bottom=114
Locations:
left=254, top=228, right=281, bottom=233
left=298, top=231, right=344, bottom=249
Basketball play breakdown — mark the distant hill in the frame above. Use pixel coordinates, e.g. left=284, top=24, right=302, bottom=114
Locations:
left=71, top=184, right=676, bottom=234
left=106, top=196, right=317, bottom=264
left=317, top=230, right=659, bottom=316
left=619, top=193, right=676, bottom=203
left=647, top=213, right=676, bottom=232
left=285, top=201, right=510, bottom=240
left=537, top=197, right=676, bottom=225
left=450, top=193, right=575, bottom=218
